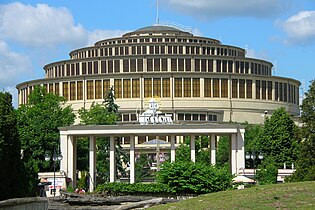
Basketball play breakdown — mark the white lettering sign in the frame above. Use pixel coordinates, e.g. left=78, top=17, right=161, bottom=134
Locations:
left=138, top=98, right=173, bottom=125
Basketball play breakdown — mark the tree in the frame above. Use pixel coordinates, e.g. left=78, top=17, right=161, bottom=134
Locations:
left=257, top=107, right=300, bottom=168
left=0, top=92, right=24, bottom=200
left=78, top=87, right=127, bottom=185
left=17, top=86, right=75, bottom=195
left=289, top=80, right=315, bottom=181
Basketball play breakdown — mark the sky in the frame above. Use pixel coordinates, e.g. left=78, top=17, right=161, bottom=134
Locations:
left=0, top=0, right=314, bottom=106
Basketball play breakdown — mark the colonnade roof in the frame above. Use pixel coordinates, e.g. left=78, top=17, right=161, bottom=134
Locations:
left=59, top=123, right=245, bottom=136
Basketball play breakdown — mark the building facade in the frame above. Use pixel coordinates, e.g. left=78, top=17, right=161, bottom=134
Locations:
left=16, top=25, right=300, bottom=124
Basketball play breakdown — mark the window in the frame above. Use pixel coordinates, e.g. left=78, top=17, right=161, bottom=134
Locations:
left=114, top=80, right=122, bottom=98
left=201, top=59, right=206, bottom=72
left=87, top=80, right=94, bottom=100
left=103, top=80, right=110, bottom=96
left=114, top=60, right=120, bottom=73
left=275, top=82, right=279, bottom=101
left=123, top=60, right=129, bottom=72
left=147, top=59, right=153, bottom=72
left=268, top=81, right=272, bottom=100
left=82, top=62, right=87, bottom=75
left=162, top=78, right=170, bottom=97
left=200, top=114, right=206, bottom=121
left=204, top=78, right=211, bottom=97
left=77, top=81, right=83, bottom=100
left=178, top=59, right=184, bottom=71
left=154, top=59, right=160, bottom=71
left=185, top=59, right=191, bottom=71
left=283, top=83, right=287, bottom=102
left=208, top=59, right=213, bottom=72
left=137, top=59, right=143, bottom=72
left=94, top=61, right=98, bottom=74
left=213, top=78, right=219, bottom=97
left=239, top=79, right=245, bottom=98
left=171, top=59, right=177, bottom=71
left=153, top=78, right=161, bottom=97
left=132, top=79, right=140, bottom=98
left=184, top=78, right=191, bottom=97
left=195, top=59, right=200, bottom=72
left=256, top=80, right=261, bottom=100
left=144, top=78, right=152, bottom=98
left=193, top=78, right=200, bottom=97
left=246, top=80, right=252, bottom=99
left=232, top=79, right=238, bottom=98
left=101, top=61, right=106, bottom=73
left=161, top=58, right=167, bottom=71
left=70, top=82, right=76, bottom=101
left=108, top=60, right=113, bottom=73
left=95, top=80, right=102, bottom=99
left=216, top=60, right=221, bottom=73
left=262, top=81, right=266, bottom=100
left=88, top=62, right=92, bottom=74
left=178, top=113, right=184, bottom=121
left=123, top=79, right=131, bottom=98
left=221, top=79, right=228, bottom=98
left=130, top=59, right=136, bottom=72
left=174, top=78, right=182, bottom=97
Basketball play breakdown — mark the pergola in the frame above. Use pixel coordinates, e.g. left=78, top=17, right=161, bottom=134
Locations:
left=59, top=123, right=245, bottom=192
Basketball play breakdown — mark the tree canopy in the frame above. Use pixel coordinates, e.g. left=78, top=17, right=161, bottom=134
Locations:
left=289, top=80, right=315, bottom=181
left=0, top=92, right=24, bottom=200
left=17, top=86, right=75, bottom=195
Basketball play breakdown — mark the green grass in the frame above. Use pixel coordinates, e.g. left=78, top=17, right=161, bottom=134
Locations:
left=149, top=181, right=315, bottom=210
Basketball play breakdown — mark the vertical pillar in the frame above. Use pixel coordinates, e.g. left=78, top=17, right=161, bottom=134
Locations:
left=230, top=134, right=237, bottom=175
left=190, top=135, right=196, bottom=162
left=109, top=135, right=116, bottom=183
left=237, top=128, right=245, bottom=174
left=170, top=135, right=176, bottom=162
left=130, top=135, right=135, bottom=184
left=89, top=136, right=96, bottom=192
left=210, top=134, right=216, bottom=165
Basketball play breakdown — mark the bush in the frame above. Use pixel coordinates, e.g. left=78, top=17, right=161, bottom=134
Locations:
left=156, top=161, right=233, bottom=194
left=256, top=158, right=278, bottom=185
left=96, top=182, right=172, bottom=196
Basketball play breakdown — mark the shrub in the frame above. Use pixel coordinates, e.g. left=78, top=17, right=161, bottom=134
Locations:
left=96, top=182, right=172, bottom=196
left=256, top=158, right=278, bottom=185
left=156, top=161, right=233, bottom=194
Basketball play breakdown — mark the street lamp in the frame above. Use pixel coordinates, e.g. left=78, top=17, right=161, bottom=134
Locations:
left=245, top=151, right=264, bottom=181
left=45, top=149, right=63, bottom=197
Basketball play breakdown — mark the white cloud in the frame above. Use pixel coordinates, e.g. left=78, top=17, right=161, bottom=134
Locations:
left=0, top=2, right=129, bottom=96
left=163, top=0, right=289, bottom=19
left=0, top=2, right=86, bottom=48
left=281, top=11, right=315, bottom=45
left=0, top=40, right=32, bottom=87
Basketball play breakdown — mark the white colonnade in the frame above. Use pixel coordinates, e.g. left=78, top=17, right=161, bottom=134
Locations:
left=60, top=124, right=245, bottom=192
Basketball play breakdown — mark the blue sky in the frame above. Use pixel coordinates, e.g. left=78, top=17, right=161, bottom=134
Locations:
left=0, top=0, right=314, bottom=106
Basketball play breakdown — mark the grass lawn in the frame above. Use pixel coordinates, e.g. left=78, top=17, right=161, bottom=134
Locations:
left=149, top=181, right=315, bottom=210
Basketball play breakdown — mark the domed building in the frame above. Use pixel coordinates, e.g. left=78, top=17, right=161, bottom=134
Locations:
left=16, top=25, right=300, bottom=124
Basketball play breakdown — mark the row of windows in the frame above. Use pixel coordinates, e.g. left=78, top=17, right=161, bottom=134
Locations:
left=46, top=59, right=272, bottom=78
left=71, top=45, right=245, bottom=60
left=19, top=78, right=298, bottom=105
left=118, top=113, right=218, bottom=123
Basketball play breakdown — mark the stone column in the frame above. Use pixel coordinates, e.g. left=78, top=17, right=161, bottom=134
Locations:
left=210, top=134, right=216, bottom=165
left=130, top=135, right=135, bottom=184
left=237, top=128, right=245, bottom=174
left=170, top=135, right=176, bottom=162
left=230, top=134, right=237, bottom=175
left=190, top=135, right=196, bottom=162
left=109, top=135, right=116, bottom=183
left=89, top=136, right=96, bottom=192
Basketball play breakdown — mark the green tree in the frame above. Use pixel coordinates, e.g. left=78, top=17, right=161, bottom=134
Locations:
left=216, top=136, right=230, bottom=167
left=17, top=86, right=75, bottom=195
left=78, top=88, right=127, bottom=185
left=0, top=92, right=24, bottom=200
left=289, top=80, right=315, bottom=181
left=257, top=107, right=299, bottom=168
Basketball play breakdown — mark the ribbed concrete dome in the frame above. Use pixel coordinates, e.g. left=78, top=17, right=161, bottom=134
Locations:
left=123, top=25, right=192, bottom=37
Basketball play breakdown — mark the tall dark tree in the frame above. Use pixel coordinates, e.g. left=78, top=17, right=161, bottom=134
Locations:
left=290, top=80, right=315, bottom=181
left=0, top=92, right=23, bottom=200
left=78, top=87, right=127, bottom=184
left=17, top=86, right=75, bottom=195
